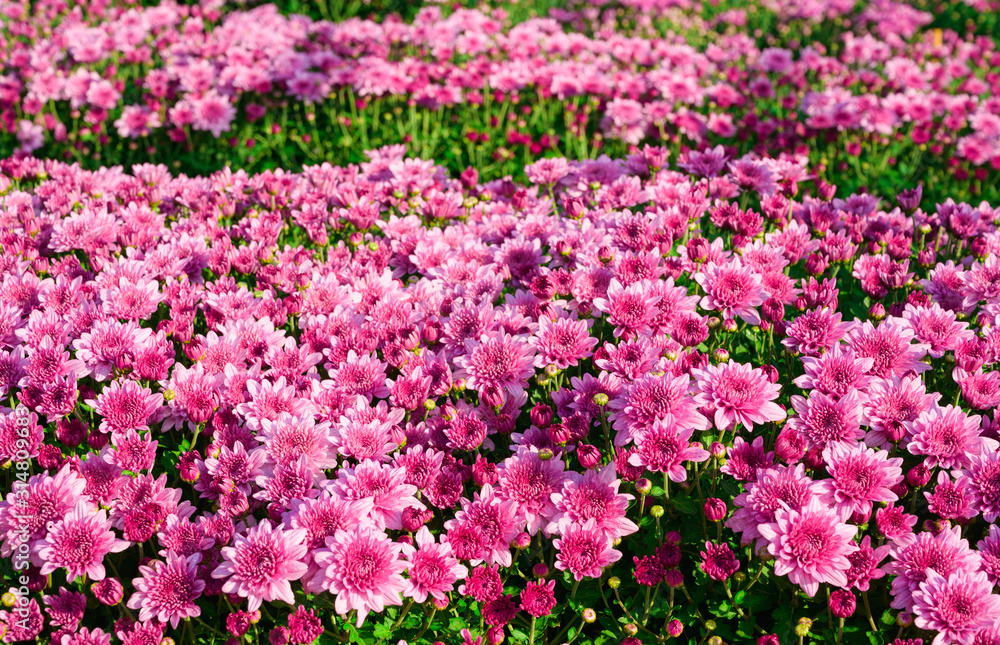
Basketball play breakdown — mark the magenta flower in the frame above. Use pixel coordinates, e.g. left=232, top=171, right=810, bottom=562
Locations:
left=727, top=464, right=818, bottom=552
left=886, top=526, right=981, bottom=611
left=913, top=569, right=1000, bottom=645
left=782, top=307, right=852, bottom=357
left=402, top=526, right=468, bottom=603
left=787, top=390, right=865, bottom=449
left=211, top=520, right=309, bottom=612
left=128, top=552, right=206, bottom=628
left=909, top=404, right=994, bottom=469
left=692, top=360, right=785, bottom=431
left=608, top=372, right=709, bottom=446
left=35, top=501, right=128, bottom=582
left=530, top=315, right=598, bottom=369
left=845, top=319, right=930, bottom=379
left=496, top=448, right=565, bottom=535
left=592, top=279, right=662, bottom=338
left=548, top=464, right=638, bottom=540
left=700, top=541, right=740, bottom=581
left=758, top=497, right=858, bottom=597
left=312, top=525, right=408, bottom=626
left=90, top=379, right=163, bottom=435
left=553, top=519, right=622, bottom=581
left=630, top=415, right=710, bottom=483
left=520, top=579, right=558, bottom=618
left=816, top=442, right=903, bottom=516
left=695, top=257, right=768, bottom=325
left=455, top=331, right=538, bottom=406
left=333, top=460, right=425, bottom=531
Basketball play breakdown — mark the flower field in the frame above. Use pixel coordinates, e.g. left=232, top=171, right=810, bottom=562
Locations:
left=3, top=0, right=1000, bottom=644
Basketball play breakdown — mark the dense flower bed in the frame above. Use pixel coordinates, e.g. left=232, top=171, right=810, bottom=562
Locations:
left=1, top=141, right=1000, bottom=645
left=1, top=0, right=1000, bottom=202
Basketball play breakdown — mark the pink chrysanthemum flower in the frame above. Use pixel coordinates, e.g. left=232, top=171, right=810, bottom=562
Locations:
left=862, top=375, right=940, bottom=448
left=60, top=627, right=113, bottom=645
left=100, top=277, right=164, bottom=321
left=90, top=379, right=162, bottom=435
left=35, top=501, right=128, bottom=581
left=402, top=526, right=468, bottom=603
left=554, top=519, right=622, bottom=581
left=333, top=460, right=425, bottom=531
left=787, top=390, right=865, bottom=449
left=909, top=405, right=994, bottom=470
left=913, top=569, right=1000, bottom=645
left=496, top=448, right=565, bottom=535
left=592, top=279, right=662, bottom=338
left=189, top=91, right=236, bottom=137
left=886, top=526, right=982, bottom=611
left=793, top=345, right=875, bottom=398
left=845, top=319, right=931, bottom=379
left=312, top=524, right=408, bottom=626
left=630, top=415, right=710, bottom=483
left=530, top=315, right=598, bottom=369
left=728, top=464, right=818, bottom=552
left=692, top=360, right=785, bottom=431
left=211, top=520, right=308, bottom=612
left=902, top=302, right=974, bottom=358
left=817, top=442, right=904, bottom=516
left=956, top=450, right=1000, bottom=523
left=846, top=535, right=892, bottom=592
left=455, top=331, right=538, bottom=406
left=520, top=579, right=558, bottom=618
left=695, top=257, right=768, bottom=325
left=719, top=436, right=773, bottom=482
left=758, top=497, right=858, bottom=597
left=925, top=471, right=978, bottom=521
left=955, top=368, right=1000, bottom=410
left=782, top=307, right=852, bottom=357
left=127, top=552, right=205, bottom=628
left=548, top=464, right=638, bottom=540
left=43, top=588, right=86, bottom=628
left=446, top=484, right=520, bottom=567
left=608, top=372, right=709, bottom=446
left=978, top=525, right=1000, bottom=586
left=258, top=412, right=336, bottom=471
left=700, top=541, right=740, bottom=581
left=73, top=318, right=151, bottom=381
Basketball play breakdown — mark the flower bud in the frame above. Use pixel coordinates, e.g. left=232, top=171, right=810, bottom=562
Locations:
left=538, top=448, right=554, bottom=461
left=533, top=563, right=549, bottom=578
left=598, top=246, right=614, bottom=264
left=0, top=593, right=14, bottom=607
left=664, top=569, right=684, bottom=588
left=623, top=624, right=638, bottom=637
left=704, top=620, right=716, bottom=632
left=635, top=478, right=652, bottom=495
left=433, top=596, right=450, bottom=611
left=530, top=403, right=552, bottom=428
left=513, top=532, right=531, bottom=549
left=774, top=427, right=806, bottom=464
left=708, top=637, right=723, bottom=645
left=897, top=611, right=913, bottom=627
left=869, top=303, right=886, bottom=320
left=712, top=348, right=730, bottom=363
left=829, top=590, right=856, bottom=618
left=592, top=392, right=609, bottom=407
left=665, top=531, right=681, bottom=544
left=710, top=442, right=726, bottom=459
left=666, top=619, right=683, bottom=637
left=704, top=498, right=727, bottom=521
left=650, top=505, right=664, bottom=518
left=582, top=608, right=597, bottom=623
left=577, top=444, right=602, bottom=469
left=608, top=576, right=621, bottom=589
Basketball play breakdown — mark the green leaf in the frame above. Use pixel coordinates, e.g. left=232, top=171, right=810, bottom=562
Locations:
left=372, top=622, right=392, bottom=641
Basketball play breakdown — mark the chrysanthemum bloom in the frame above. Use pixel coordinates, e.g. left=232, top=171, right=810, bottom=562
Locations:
left=781, top=307, right=852, bottom=357
left=787, top=389, right=864, bottom=449
left=955, top=368, right=1000, bottom=410
left=259, top=412, right=336, bottom=472
left=592, top=279, right=661, bottom=338
left=128, top=552, right=205, bottom=628
left=886, top=526, right=982, bottom=611
left=333, top=460, right=425, bottom=531
left=530, top=315, right=598, bottom=369
left=874, top=505, right=918, bottom=542
left=73, top=318, right=151, bottom=381
left=496, top=448, right=565, bottom=535
left=758, top=498, right=858, bottom=597
left=402, top=526, right=468, bottom=603
left=553, top=520, right=622, bottom=581
left=794, top=345, right=875, bottom=398
left=979, top=525, right=1000, bottom=586
left=913, top=569, right=1000, bottom=645
left=35, top=501, right=128, bottom=582
left=845, top=319, right=931, bottom=379
left=43, top=588, right=86, bottom=628
left=0, top=465, right=86, bottom=556
left=100, top=277, right=164, bottom=321
left=695, top=257, right=768, bottom=325
left=863, top=375, right=940, bottom=448
left=700, top=541, right=740, bottom=581
left=925, top=471, right=977, bottom=521
left=608, top=372, right=709, bottom=446
left=909, top=405, right=993, bottom=470
left=312, top=525, right=408, bottom=626
left=455, top=331, right=538, bottom=406
left=692, top=360, right=785, bottom=432
left=548, top=464, right=638, bottom=540
left=60, top=627, right=113, bottom=645
left=288, top=606, right=324, bottom=645
left=520, top=579, right=557, bottom=618
left=727, top=464, right=818, bottom=552
left=630, top=416, right=710, bottom=483
left=484, top=594, right=519, bottom=626
left=526, top=157, right=570, bottom=185
left=956, top=450, right=1000, bottom=522
left=817, top=442, right=903, bottom=516
left=846, top=535, right=892, bottom=592
left=460, top=564, right=503, bottom=603
left=212, top=520, right=308, bottom=612
left=445, top=484, right=520, bottom=567
left=902, top=303, right=974, bottom=358
left=719, top=436, right=774, bottom=482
